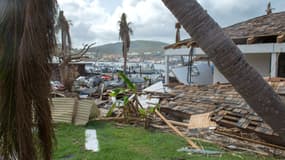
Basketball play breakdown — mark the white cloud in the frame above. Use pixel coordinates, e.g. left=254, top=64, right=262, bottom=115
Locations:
left=57, top=0, right=187, bottom=47
left=57, top=0, right=285, bottom=47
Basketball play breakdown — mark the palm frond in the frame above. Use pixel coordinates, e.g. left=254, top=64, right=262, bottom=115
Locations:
left=0, top=0, right=57, bottom=159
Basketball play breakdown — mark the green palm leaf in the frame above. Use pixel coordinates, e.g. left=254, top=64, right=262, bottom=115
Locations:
left=118, top=71, right=137, bottom=92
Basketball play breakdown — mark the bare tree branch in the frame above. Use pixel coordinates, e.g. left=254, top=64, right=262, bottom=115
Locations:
left=71, top=42, right=96, bottom=59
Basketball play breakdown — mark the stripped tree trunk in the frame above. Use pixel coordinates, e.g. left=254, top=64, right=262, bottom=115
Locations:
left=162, top=0, right=285, bottom=142
left=123, top=38, right=128, bottom=74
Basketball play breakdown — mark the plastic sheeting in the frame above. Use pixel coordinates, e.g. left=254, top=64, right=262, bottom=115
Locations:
left=85, top=129, right=99, bottom=152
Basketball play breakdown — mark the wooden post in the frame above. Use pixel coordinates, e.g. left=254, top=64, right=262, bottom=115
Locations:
left=164, top=56, right=169, bottom=85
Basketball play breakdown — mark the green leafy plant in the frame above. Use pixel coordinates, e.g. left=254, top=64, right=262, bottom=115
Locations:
left=108, top=88, right=126, bottom=97
left=107, top=72, right=158, bottom=127
left=138, top=106, right=155, bottom=118
left=107, top=72, right=138, bottom=118
left=118, top=71, right=137, bottom=92
left=138, top=105, right=159, bottom=129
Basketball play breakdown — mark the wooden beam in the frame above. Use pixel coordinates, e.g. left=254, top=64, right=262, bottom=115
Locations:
left=165, top=43, right=285, bottom=56
left=214, top=130, right=285, bottom=151
left=277, top=34, right=285, bottom=43
left=155, top=109, right=200, bottom=149
left=247, top=36, right=256, bottom=44
left=186, top=41, right=196, bottom=48
left=192, top=56, right=210, bottom=62
left=168, top=120, right=189, bottom=127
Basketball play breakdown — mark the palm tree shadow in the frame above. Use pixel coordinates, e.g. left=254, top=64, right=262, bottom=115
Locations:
left=85, top=121, right=110, bottom=130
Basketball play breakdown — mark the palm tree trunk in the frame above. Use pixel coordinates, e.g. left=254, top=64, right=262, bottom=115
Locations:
left=123, top=41, right=127, bottom=74
left=61, top=30, right=66, bottom=56
left=162, top=0, right=285, bottom=142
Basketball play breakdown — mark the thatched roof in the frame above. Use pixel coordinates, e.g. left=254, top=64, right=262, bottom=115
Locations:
left=165, top=11, right=285, bottom=49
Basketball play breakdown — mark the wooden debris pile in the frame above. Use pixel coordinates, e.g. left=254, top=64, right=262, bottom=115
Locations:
left=147, top=79, right=285, bottom=156
left=211, top=105, right=284, bottom=146
left=160, top=79, right=285, bottom=121
left=160, top=83, right=245, bottom=116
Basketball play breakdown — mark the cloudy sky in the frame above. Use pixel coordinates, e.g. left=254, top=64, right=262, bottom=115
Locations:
left=57, top=0, right=285, bottom=48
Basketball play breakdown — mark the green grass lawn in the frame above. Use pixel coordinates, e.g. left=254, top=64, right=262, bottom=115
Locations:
left=53, top=121, right=277, bottom=160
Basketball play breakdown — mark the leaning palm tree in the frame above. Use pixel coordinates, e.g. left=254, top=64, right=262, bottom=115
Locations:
left=118, top=13, right=133, bottom=74
left=161, top=0, right=285, bottom=142
left=0, top=0, right=57, bottom=159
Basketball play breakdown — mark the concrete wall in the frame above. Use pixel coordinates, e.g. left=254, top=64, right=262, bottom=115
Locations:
left=213, top=53, right=271, bottom=83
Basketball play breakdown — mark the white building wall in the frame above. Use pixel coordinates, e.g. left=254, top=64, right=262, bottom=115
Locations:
left=213, top=53, right=271, bottom=83
left=271, top=53, right=278, bottom=77
left=164, top=43, right=285, bottom=85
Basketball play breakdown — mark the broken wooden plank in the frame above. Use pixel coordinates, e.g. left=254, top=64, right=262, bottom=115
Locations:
left=188, top=112, right=217, bottom=129
left=168, top=120, right=189, bottom=128
left=277, top=34, right=285, bottom=43
left=214, top=130, right=285, bottom=151
left=160, top=107, right=191, bottom=121
left=247, top=36, right=256, bottom=44
left=155, top=109, right=200, bottom=149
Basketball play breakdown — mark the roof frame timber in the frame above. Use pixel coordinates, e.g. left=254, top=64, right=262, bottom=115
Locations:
left=164, top=43, right=285, bottom=56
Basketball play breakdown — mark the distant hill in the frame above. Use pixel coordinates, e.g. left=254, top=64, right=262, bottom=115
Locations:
left=89, top=40, right=169, bottom=55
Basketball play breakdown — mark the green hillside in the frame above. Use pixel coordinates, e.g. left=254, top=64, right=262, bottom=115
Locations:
left=89, top=40, right=169, bottom=55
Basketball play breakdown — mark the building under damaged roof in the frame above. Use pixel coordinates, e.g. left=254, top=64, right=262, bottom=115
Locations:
left=164, top=11, right=285, bottom=84
left=160, top=8, right=285, bottom=149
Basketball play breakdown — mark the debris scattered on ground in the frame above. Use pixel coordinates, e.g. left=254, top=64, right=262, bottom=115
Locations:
left=143, top=81, right=171, bottom=93
left=137, top=95, right=160, bottom=109
left=155, top=109, right=200, bottom=149
left=52, top=76, right=285, bottom=157
left=177, top=147, right=223, bottom=155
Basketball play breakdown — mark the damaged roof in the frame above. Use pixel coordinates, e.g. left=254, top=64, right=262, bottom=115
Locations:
left=159, top=78, right=285, bottom=146
left=165, top=11, right=285, bottom=49
left=224, top=11, right=285, bottom=38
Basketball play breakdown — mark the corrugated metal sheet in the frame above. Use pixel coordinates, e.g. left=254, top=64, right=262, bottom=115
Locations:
left=74, top=100, right=94, bottom=125
left=51, top=98, right=94, bottom=125
left=51, top=98, right=75, bottom=123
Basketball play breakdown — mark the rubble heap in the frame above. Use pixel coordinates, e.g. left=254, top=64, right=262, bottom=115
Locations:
left=159, top=79, right=285, bottom=147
